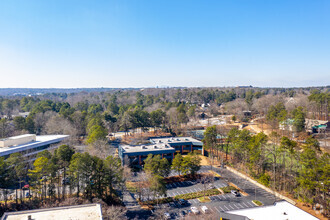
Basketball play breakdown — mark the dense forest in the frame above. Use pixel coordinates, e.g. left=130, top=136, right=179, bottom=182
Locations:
left=0, top=87, right=329, bottom=141
left=0, top=86, right=329, bottom=218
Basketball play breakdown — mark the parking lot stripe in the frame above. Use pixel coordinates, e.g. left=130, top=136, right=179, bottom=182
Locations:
left=218, top=206, right=224, bottom=212
left=214, top=206, right=220, bottom=213
left=238, top=203, right=244, bottom=209
left=223, top=205, right=229, bottom=211
left=233, top=204, right=239, bottom=209
left=242, top=202, right=249, bottom=207
left=228, top=204, right=235, bottom=210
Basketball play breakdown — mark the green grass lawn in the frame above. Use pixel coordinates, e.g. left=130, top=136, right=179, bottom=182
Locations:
left=198, top=196, right=211, bottom=203
left=252, top=200, right=263, bottom=206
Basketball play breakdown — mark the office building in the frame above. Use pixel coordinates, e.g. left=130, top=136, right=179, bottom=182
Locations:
left=119, top=137, right=203, bottom=166
left=0, top=134, right=69, bottom=161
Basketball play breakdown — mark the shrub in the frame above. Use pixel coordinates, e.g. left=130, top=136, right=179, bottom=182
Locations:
left=140, top=197, right=174, bottom=206
left=126, top=182, right=137, bottom=193
left=252, top=200, right=263, bottom=206
left=258, top=173, right=270, bottom=187
left=220, top=186, right=236, bottom=193
left=174, top=188, right=221, bottom=200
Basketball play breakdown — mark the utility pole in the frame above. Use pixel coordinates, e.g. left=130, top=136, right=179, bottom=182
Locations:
left=273, top=159, right=276, bottom=203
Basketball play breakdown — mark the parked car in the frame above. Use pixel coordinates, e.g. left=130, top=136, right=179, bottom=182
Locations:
left=164, top=212, right=171, bottom=219
left=190, top=206, right=200, bottom=214
left=231, top=190, right=240, bottom=197
left=62, top=177, right=70, bottom=185
left=201, top=206, right=209, bottom=213
left=178, top=199, right=188, bottom=206
left=25, top=192, right=31, bottom=198
left=173, top=201, right=180, bottom=208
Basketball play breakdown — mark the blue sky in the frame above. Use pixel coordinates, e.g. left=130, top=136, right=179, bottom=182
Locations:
left=0, top=0, right=329, bottom=88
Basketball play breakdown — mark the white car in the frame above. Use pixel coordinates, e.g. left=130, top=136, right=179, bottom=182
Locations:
left=190, top=206, right=200, bottom=214
left=201, top=206, right=209, bottom=213
left=164, top=212, right=170, bottom=219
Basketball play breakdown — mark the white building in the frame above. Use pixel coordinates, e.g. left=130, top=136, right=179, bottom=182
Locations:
left=1, top=203, right=102, bottom=220
left=0, top=134, right=69, bottom=160
left=227, top=201, right=319, bottom=220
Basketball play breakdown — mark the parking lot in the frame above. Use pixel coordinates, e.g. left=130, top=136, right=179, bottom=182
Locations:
left=127, top=165, right=281, bottom=219
left=153, top=166, right=280, bottom=219
left=166, top=179, right=227, bottom=197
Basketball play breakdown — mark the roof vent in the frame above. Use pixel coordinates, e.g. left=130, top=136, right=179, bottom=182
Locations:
left=153, top=146, right=157, bottom=149
left=177, top=138, right=180, bottom=141
left=141, top=146, right=146, bottom=149
left=28, top=215, right=32, bottom=220
left=185, top=138, right=189, bottom=141
left=168, top=139, right=171, bottom=142
left=159, top=140, right=162, bottom=143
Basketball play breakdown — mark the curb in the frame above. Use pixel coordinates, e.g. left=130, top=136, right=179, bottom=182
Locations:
left=226, top=166, right=296, bottom=205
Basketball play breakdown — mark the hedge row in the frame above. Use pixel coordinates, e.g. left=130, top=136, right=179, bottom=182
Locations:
left=174, top=188, right=221, bottom=200
left=221, top=186, right=237, bottom=193
left=140, top=197, right=174, bottom=206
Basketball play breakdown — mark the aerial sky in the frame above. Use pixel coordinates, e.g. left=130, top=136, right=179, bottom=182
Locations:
left=0, top=0, right=329, bottom=88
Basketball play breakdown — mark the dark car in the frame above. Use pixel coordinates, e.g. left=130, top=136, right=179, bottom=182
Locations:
left=178, top=199, right=188, bottom=206
left=231, top=190, right=240, bottom=197
left=179, top=210, right=186, bottom=217
left=62, top=177, right=70, bottom=185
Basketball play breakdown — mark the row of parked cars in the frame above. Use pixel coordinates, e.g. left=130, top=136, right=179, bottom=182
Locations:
left=164, top=201, right=210, bottom=219
left=164, top=205, right=210, bottom=219
left=190, top=205, right=209, bottom=214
